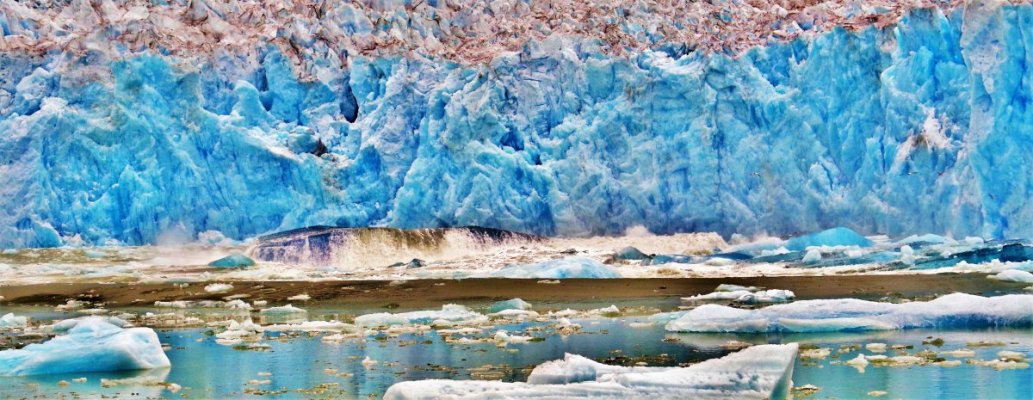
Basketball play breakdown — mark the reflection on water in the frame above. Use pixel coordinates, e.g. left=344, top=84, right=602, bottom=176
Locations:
left=0, top=317, right=1030, bottom=399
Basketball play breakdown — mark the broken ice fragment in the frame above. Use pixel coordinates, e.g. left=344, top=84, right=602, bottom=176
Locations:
left=208, top=254, right=255, bottom=268
left=785, top=227, right=872, bottom=251
left=0, top=318, right=169, bottom=376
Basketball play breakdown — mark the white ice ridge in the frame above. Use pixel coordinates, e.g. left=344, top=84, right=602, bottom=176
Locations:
left=354, top=304, right=488, bottom=327
left=384, top=344, right=798, bottom=399
left=666, top=293, right=1033, bottom=333
left=0, top=318, right=170, bottom=376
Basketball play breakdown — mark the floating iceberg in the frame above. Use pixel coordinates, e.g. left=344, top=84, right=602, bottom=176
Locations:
left=0, top=313, right=27, bottom=328
left=667, top=293, right=1033, bottom=333
left=354, top=305, right=487, bottom=327
left=785, top=228, right=872, bottom=251
left=384, top=344, right=798, bottom=399
left=489, top=257, right=620, bottom=279
left=990, top=270, right=1033, bottom=283
left=489, top=298, right=533, bottom=313
left=684, top=286, right=795, bottom=304
left=0, top=318, right=169, bottom=376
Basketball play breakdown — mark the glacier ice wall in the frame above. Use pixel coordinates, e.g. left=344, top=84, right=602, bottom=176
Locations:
left=2, top=2, right=1032, bottom=247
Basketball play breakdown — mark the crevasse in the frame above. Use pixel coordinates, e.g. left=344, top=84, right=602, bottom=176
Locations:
left=1, top=3, right=1031, bottom=248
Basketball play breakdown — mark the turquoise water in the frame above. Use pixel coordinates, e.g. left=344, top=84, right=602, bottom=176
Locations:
left=0, top=311, right=1030, bottom=399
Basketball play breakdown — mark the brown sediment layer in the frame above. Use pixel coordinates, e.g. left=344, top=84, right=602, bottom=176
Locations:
left=0, top=273, right=1025, bottom=308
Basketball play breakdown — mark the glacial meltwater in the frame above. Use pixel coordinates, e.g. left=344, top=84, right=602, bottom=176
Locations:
left=1, top=303, right=1029, bottom=400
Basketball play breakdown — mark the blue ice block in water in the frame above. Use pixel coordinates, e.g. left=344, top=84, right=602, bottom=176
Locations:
left=0, top=318, right=170, bottom=376
left=208, top=254, right=256, bottom=268
left=785, top=227, right=873, bottom=251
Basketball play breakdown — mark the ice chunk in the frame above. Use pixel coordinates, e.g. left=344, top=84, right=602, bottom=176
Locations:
left=785, top=227, right=872, bottom=251
left=354, top=305, right=487, bottom=327
left=0, top=313, right=27, bottom=328
left=208, top=254, right=255, bottom=268
left=0, top=318, right=169, bottom=376
left=667, top=293, right=1033, bottom=333
left=489, top=298, right=532, bottom=313
left=204, top=283, right=234, bottom=294
left=990, top=270, right=1033, bottom=283
left=489, top=257, right=620, bottom=279
left=384, top=344, right=798, bottom=399
left=684, top=286, right=795, bottom=304
left=527, top=354, right=679, bottom=384
left=612, top=246, right=650, bottom=261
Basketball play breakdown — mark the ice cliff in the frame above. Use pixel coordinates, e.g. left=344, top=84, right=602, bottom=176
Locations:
left=2, top=0, right=1033, bottom=247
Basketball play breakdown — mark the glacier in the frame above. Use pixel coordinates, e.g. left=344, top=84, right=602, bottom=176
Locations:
left=2, top=1, right=1033, bottom=248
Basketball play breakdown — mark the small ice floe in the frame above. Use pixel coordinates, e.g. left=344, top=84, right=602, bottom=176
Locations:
left=287, top=293, right=311, bottom=301
left=997, top=350, right=1025, bottom=362
left=968, top=359, right=1030, bottom=370
left=989, top=269, right=1033, bottom=283
left=362, top=356, right=378, bottom=368
left=588, top=305, right=620, bottom=317
left=55, top=299, right=87, bottom=311
left=865, top=343, right=887, bottom=353
left=489, top=257, right=620, bottom=279
left=666, top=293, right=1032, bottom=333
left=489, top=298, right=532, bottom=313
left=553, top=318, right=581, bottom=335
left=494, top=330, right=534, bottom=345
left=214, top=319, right=263, bottom=345
left=683, top=284, right=795, bottom=304
left=204, top=283, right=234, bottom=294
left=259, top=304, right=307, bottom=315
left=488, top=309, right=540, bottom=320
left=383, top=344, right=798, bottom=399
left=800, top=347, right=831, bottom=360
left=0, top=318, right=169, bottom=376
left=0, top=313, right=27, bottom=329
left=846, top=354, right=870, bottom=372
left=354, top=305, right=487, bottom=328
left=940, top=349, right=976, bottom=358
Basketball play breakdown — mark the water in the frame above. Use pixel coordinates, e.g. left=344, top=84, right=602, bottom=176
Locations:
left=1, top=310, right=1030, bottom=399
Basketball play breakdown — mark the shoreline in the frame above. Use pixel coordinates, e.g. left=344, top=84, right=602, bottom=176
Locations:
left=1, top=273, right=1025, bottom=309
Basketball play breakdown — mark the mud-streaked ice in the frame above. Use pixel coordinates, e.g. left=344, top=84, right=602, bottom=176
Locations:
left=383, top=344, right=798, bottom=399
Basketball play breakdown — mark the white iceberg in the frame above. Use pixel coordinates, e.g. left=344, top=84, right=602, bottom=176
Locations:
left=990, top=270, right=1033, bottom=283
left=354, top=305, right=487, bottom=327
left=384, top=344, right=798, bottom=399
left=0, top=318, right=169, bottom=376
left=489, top=298, right=532, bottom=313
left=667, top=293, right=1033, bottom=333
left=489, top=257, right=621, bottom=279
left=0, top=313, right=28, bottom=328
left=684, top=285, right=795, bottom=304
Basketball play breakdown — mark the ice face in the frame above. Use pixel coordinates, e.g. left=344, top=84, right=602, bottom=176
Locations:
left=0, top=318, right=170, bottom=376
left=666, top=293, right=1033, bottom=333
left=2, top=3, right=1033, bottom=248
left=785, top=227, right=873, bottom=251
left=488, top=257, right=621, bottom=279
left=383, top=343, right=798, bottom=399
